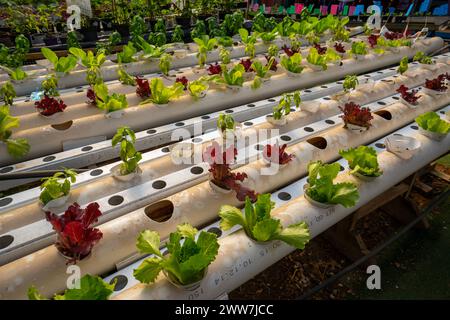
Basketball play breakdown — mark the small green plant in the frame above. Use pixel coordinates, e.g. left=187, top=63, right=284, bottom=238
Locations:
left=96, top=31, right=121, bottom=55
left=397, top=56, right=409, bottom=75
left=413, top=51, right=433, bottom=64
left=133, top=223, right=219, bottom=285
left=116, top=42, right=137, bottom=64
left=239, top=28, right=258, bottom=58
left=188, top=78, right=209, bottom=99
left=112, top=126, right=142, bottom=175
left=69, top=48, right=106, bottom=85
left=0, top=66, right=28, bottom=81
left=39, top=169, right=77, bottom=206
left=219, top=47, right=231, bottom=65
left=217, top=113, right=235, bottom=132
left=305, top=161, right=359, bottom=208
left=260, top=28, right=278, bottom=43
left=94, top=83, right=128, bottom=113
left=41, top=75, right=59, bottom=97
left=0, top=105, right=29, bottom=158
left=117, top=68, right=136, bottom=86
left=67, top=31, right=80, bottom=49
left=217, top=36, right=233, bottom=48
left=219, top=194, right=310, bottom=247
left=171, top=25, right=185, bottom=43
left=41, top=48, right=77, bottom=74
left=280, top=53, right=304, bottom=74
left=351, top=41, right=368, bottom=56
left=251, top=58, right=275, bottom=79
left=194, top=35, right=218, bottom=68
left=221, top=64, right=245, bottom=87
left=159, top=53, right=172, bottom=76
left=136, top=37, right=166, bottom=60
left=141, top=78, right=184, bottom=105
left=268, top=44, right=279, bottom=58
left=416, top=112, right=450, bottom=134
left=154, top=18, right=166, bottom=34
left=191, top=20, right=207, bottom=40
left=28, top=275, right=114, bottom=300
left=343, top=75, right=359, bottom=92
left=272, top=91, right=301, bottom=120
left=0, top=81, right=16, bottom=106
left=339, top=146, right=382, bottom=178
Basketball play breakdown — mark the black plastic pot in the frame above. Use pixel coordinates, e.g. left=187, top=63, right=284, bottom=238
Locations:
left=114, top=24, right=130, bottom=38
left=44, top=36, right=59, bottom=46
left=176, top=16, right=191, bottom=28
left=80, top=26, right=98, bottom=42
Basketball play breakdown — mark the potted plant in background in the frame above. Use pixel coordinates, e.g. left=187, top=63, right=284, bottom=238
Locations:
left=46, top=202, right=103, bottom=264
left=339, top=102, right=373, bottom=133
left=303, top=161, right=359, bottom=209
left=339, top=146, right=383, bottom=181
left=416, top=111, right=450, bottom=141
left=110, top=126, right=142, bottom=181
left=39, top=169, right=77, bottom=211
left=133, top=223, right=219, bottom=290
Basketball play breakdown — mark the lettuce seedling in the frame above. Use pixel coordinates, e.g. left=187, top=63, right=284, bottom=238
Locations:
left=339, top=146, right=382, bottom=177
left=397, top=56, right=409, bottom=75
left=0, top=105, right=30, bottom=158
left=239, top=58, right=253, bottom=72
left=39, top=169, right=77, bottom=206
left=46, top=202, right=103, bottom=264
left=112, top=126, right=142, bottom=175
left=221, top=64, right=245, bottom=87
left=133, top=223, right=219, bottom=285
left=116, top=42, right=137, bottom=64
left=175, top=76, right=189, bottom=90
left=135, top=36, right=166, bottom=60
left=41, top=48, right=77, bottom=74
left=413, top=51, right=433, bottom=65
left=35, top=95, right=67, bottom=116
left=135, top=76, right=151, bottom=98
left=396, top=85, right=419, bottom=105
left=217, top=113, right=235, bottom=133
left=217, top=36, right=233, bottom=48
left=251, top=58, right=275, bottom=79
left=339, top=102, right=373, bottom=128
left=343, top=75, right=359, bottom=92
left=69, top=48, right=106, bottom=85
left=159, top=53, right=172, bottom=76
left=219, top=194, right=310, bottom=247
left=207, top=62, right=222, bottom=75
left=41, top=75, right=59, bottom=97
left=188, top=79, right=209, bottom=99
left=424, top=74, right=448, bottom=92
left=194, top=35, right=218, bottom=68
left=0, top=66, right=28, bottom=81
left=416, top=112, right=450, bottom=134
left=281, top=53, right=304, bottom=74
left=260, top=29, right=278, bottom=43
left=117, top=68, right=136, bottom=86
left=272, top=90, right=301, bottom=120
left=141, top=78, right=184, bottom=105
left=94, top=83, right=129, bottom=113
left=351, top=41, right=368, bottom=56
left=268, top=44, right=280, bottom=58
left=239, top=28, right=258, bottom=59
left=0, top=81, right=16, bottom=106
left=219, top=48, right=231, bottom=65
left=263, top=143, right=294, bottom=165
left=306, top=161, right=359, bottom=207
left=28, top=274, right=115, bottom=300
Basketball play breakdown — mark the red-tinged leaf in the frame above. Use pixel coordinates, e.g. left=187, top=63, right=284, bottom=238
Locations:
left=367, top=34, right=380, bottom=48
left=175, top=76, right=189, bottom=90
left=45, top=212, right=64, bottom=233
left=207, top=63, right=222, bottom=75
left=35, top=95, right=67, bottom=116
left=339, top=102, right=373, bottom=128
left=281, top=45, right=299, bottom=57
left=239, top=59, right=253, bottom=72
left=81, top=202, right=102, bottom=228
left=314, top=43, right=327, bottom=55
left=334, top=42, right=346, bottom=53
left=64, top=221, right=84, bottom=244
left=425, top=74, right=448, bottom=92
left=135, top=77, right=151, bottom=98
left=396, top=85, right=419, bottom=105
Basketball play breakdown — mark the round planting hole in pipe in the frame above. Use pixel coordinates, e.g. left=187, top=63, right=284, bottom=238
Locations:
left=147, top=129, right=157, bottom=134
left=161, top=147, right=170, bottom=153
left=325, top=119, right=335, bottom=125
left=440, top=110, right=445, bottom=115
left=152, top=180, right=166, bottom=189
left=375, top=143, right=386, bottom=149
left=201, top=115, right=210, bottom=120
left=144, top=200, right=174, bottom=223
left=323, top=97, right=331, bottom=100
left=377, top=101, right=387, bottom=105
left=190, top=166, right=204, bottom=175
left=374, top=110, right=392, bottom=120
left=192, top=137, right=202, bottom=143
left=340, top=165, right=345, bottom=171
left=306, top=137, right=328, bottom=150
left=321, top=85, right=328, bottom=88
left=43, top=156, right=56, bottom=162
left=280, top=135, right=292, bottom=142
left=267, top=99, right=276, bottom=102
left=337, top=81, right=343, bottom=84
left=81, top=146, right=93, bottom=152
left=411, top=125, right=419, bottom=130
left=175, top=122, right=185, bottom=127
left=108, top=195, right=124, bottom=206
left=247, top=104, right=255, bottom=108
left=304, top=127, right=314, bottom=132
left=392, top=96, right=399, bottom=100
left=244, top=121, right=253, bottom=126
left=51, top=121, right=73, bottom=131
left=278, top=192, right=292, bottom=201
left=225, top=109, right=233, bottom=113
left=206, top=227, right=222, bottom=237
left=0, top=197, right=13, bottom=207
left=110, top=275, right=128, bottom=291
left=0, top=166, right=14, bottom=174
left=0, top=235, right=14, bottom=249
left=90, top=169, right=103, bottom=176
left=254, top=144, right=264, bottom=151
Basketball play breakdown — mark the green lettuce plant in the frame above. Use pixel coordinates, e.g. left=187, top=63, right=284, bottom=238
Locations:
left=0, top=105, right=30, bottom=158
left=194, top=35, right=218, bottom=68
left=159, top=53, right=172, bottom=76
left=280, top=53, right=304, bottom=74
left=416, top=112, right=450, bottom=134
left=221, top=64, right=245, bottom=87
left=343, top=75, right=359, bottom=92
left=41, top=48, right=77, bottom=74
left=218, top=194, right=310, bottom=247
left=148, top=32, right=167, bottom=47
left=351, top=41, right=368, bottom=56
left=0, top=81, right=16, bottom=106
left=136, top=37, right=166, bottom=60
left=41, top=75, right=59, bottom=97
left=397, top=56, right=409, bottom=75
left=116, top=42, right=137, bottom=64
left=217, top=36, right=233, bottom=48
left=251, top=57, right=275, bottom=79
left=0, top=66, right=28, bottom=81
left=39, top=169, right=77, bottom=206
left=112, top=126, right=142, bottom=175
left=188, top=78, right=209, bottom=99
left=276, top=16, right=293, bottom=37
left=413, top=51, right=433, bottom=65
left=239, top=28, right=258, bottom=58
left=94, top=83, right=128, bottom=113
left=217, top=113, right=235, bottom=132
left=339, top=146, right=382, bottom=178
left=268, top=44, right=279, bottom=58
left=133, top=223, right=219, bottom=285
left=305, top=161, right=359, bottom=208
left=219, top=47, right=231, bottom=64
left=69, top=48, right=106, bottom=85
left=141, top=78, right=184, bottom=105
left=171, top=25, right=185, bottom=43
left=28, top=274, right=114, bottom=300
left=260, top=28, right=278, bottom=43
left=96, top=31, right=121, bottom=55
left=272, top=90, right=301, bottom=120
left=117, top=68, right=136, bottom=86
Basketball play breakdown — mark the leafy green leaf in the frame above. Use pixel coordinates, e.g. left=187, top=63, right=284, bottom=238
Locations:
left=219, top=205, right=246, bottom=231
left=53, top=275, right=115, bottom=300
left=273, top=222, right=310, bottom=249
left=416, top=112, right=450, bottom=134
left=133, top=257, right=163, bottom=284
left=136, top=230, right=161, bottom=256
left=252, top=218, right=280, bottom=242
left=339, top=146, right=382, bottom=177
left=177, top=223, right=198, bottom=240
left=28, top=286, right=48, bottom=300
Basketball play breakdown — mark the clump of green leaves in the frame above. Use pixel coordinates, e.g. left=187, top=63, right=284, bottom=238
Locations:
left=0, top=66, right=28, bottom=81
left=69, top=48, right=106, bottom=85
left=117, top=68, right=136, bottom=86
left=41, top=48, right=77, bottom=74
left=220, top=64, right=245, bottom=87
left=0, top=81, right=16, bottom=106
left=413, top=51, right=433, bottom=65
left=343, top=75, right=359, bottom=92
left=194, top=35, right=218, bottom=68
left=217, top=113, right=235, bottom=132
left=28, top=274, right=115, bottom=300
left=41, top=75, right=59, bottom=97
left=67, top=31, right=81, bottom=49
left=339, top=146, right=382, bottom=178
left=171, top=25, right=185, bottom=43
left=219, top=194, right=310, bottom=248
left=397, top=56, right=409, bottom=75
left=39, top=169, right=77, bottom=206
left=251, top=57, right=275, bottom=79
left=188, top=78, right=209, bottom=99
left=281, top=53, right=304, bottom=74
left=351, top=41, right=368, bottom=56
left=268, top=44, right=279, bottom=58
left=238, top=28, right=258, bottom=58
left=133, top=223, right=219, bottom=285
left=305, top=161, right=359, bottom=208
left=96, top=31, right=121, bottom=55
left=141, top=78, right=184, bottom=105
left=112, top=126, right=142, bottom=175
left=219, top=47, right=231, bottom=65
left=94, top=83, right=128, bottom=113
left=159, top=53, right=172, bottom=76
left=116, top=42, right=137, bottom=64
left=272, top=91, right=301, bottom=120
left=0, top=105, right=29, bottom=158
left=416, top=112, right=450, bottom=134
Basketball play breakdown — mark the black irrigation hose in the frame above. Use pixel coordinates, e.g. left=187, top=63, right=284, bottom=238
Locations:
left=296, top=187, right=450, bottom=300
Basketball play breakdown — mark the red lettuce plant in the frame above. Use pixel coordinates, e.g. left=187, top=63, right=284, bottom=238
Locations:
left=384, top=31, right=404, bottom=40
left=281, top=45, right=300, bottom=57
left=263, top=143, right=294, bottom=165
left=239, top=58, right=253, bottom=72
left=314, top=43, right=327, bottom=55
left=339, top=102, right=373, bottom=128
left=203, top=142, right=257, bottom=202
left=207, top=62, right=222, bottom=75
left=175, top=76, right=189, bottom=90
left=425, top=74, right=448, bottom=92
left=135, top=77, right=151, bottom=98
left=86, top=87, right=98, bottom=105
left=265, top=55, right=278, bottom=71
left=334, top=42, right=346, bottom=53
left=46, top=202, right=103, bottom=264
left=367, top=34, right=380, bottom=48
left=35, top=95, right=67, bottom=116
left=396, top=85, right=419, bottom=105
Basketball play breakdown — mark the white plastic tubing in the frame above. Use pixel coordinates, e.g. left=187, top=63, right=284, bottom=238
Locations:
left=0, top=85, right=448, bottom=299
left=115, top=109, right=450, bottom=300
left=0, top=37, right=443, bottom=165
